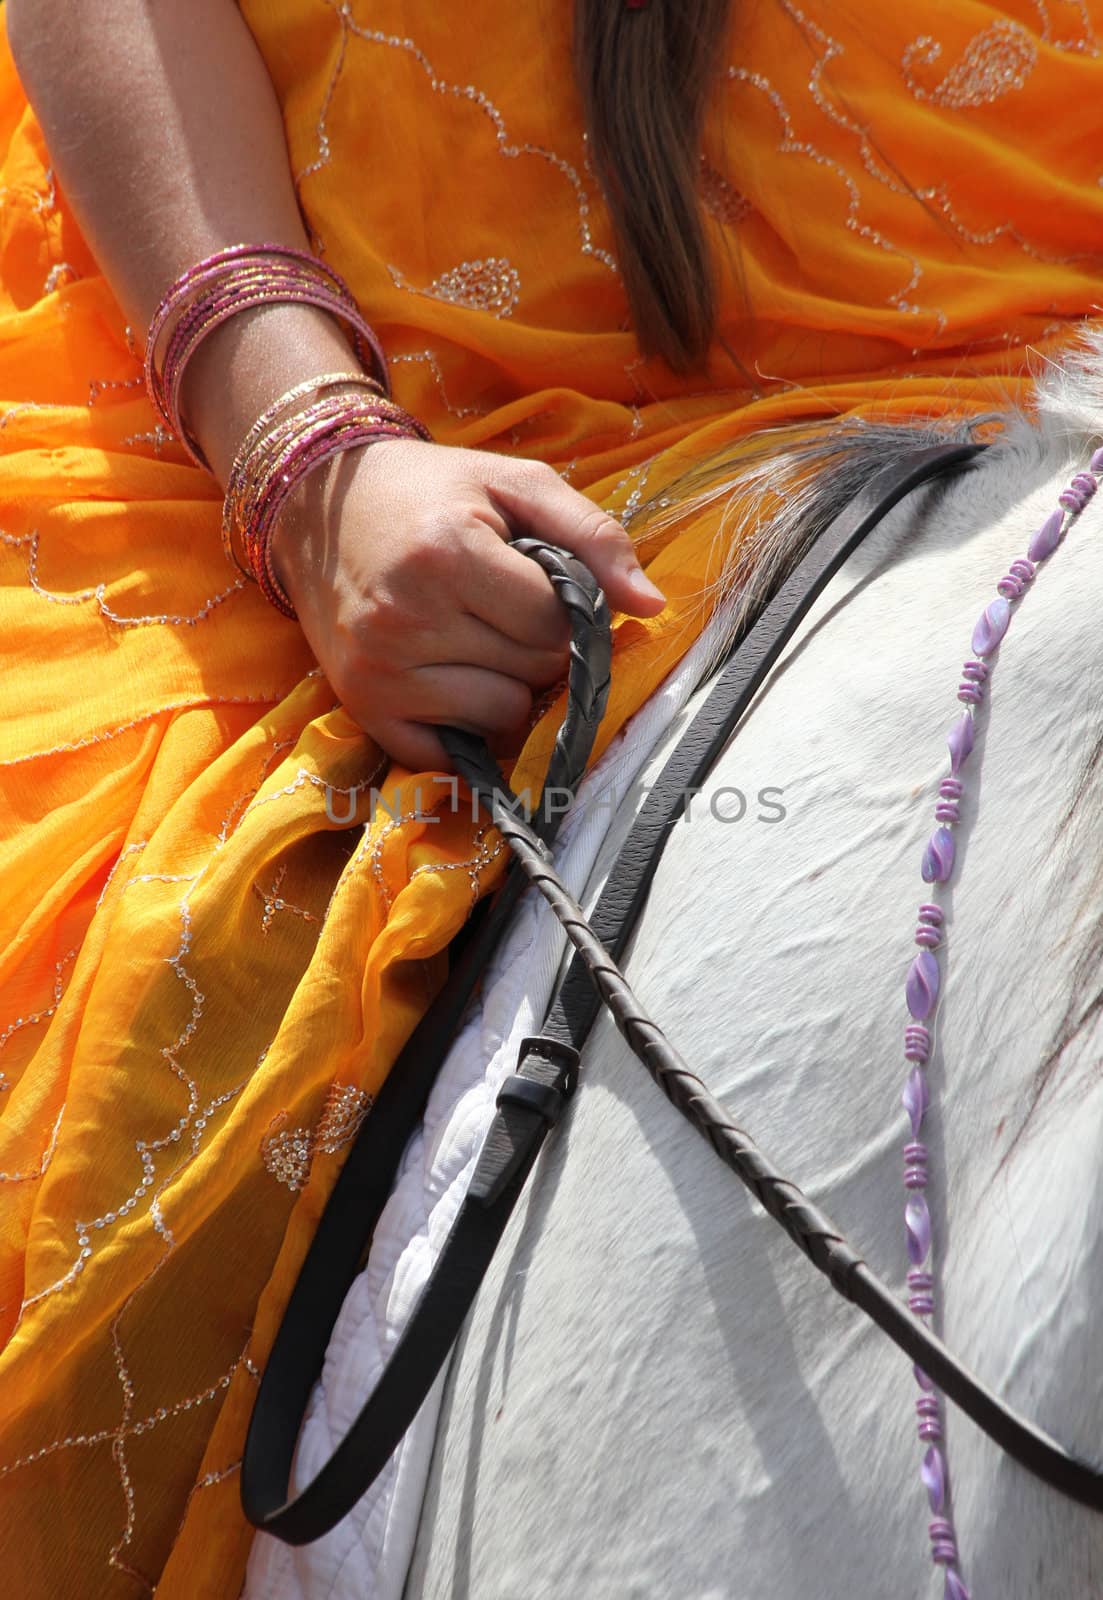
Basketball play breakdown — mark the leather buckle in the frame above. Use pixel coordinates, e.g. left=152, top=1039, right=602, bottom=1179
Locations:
left=468, top=1036, right=580, bottom=1206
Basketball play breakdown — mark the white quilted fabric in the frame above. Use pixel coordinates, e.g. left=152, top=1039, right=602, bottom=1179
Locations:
left=243, top=622, right=723, bottom=1600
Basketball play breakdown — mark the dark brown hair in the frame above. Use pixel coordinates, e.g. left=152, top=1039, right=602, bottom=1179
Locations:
left=574, top=0, right=732, bottom=373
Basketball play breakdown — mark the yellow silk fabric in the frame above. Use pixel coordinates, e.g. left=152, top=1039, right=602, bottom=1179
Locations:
left=2, top=2, right=1102, bottom=1593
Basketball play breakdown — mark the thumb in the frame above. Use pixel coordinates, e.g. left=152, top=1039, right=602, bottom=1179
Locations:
left=490, top=462, right=667, bottom=618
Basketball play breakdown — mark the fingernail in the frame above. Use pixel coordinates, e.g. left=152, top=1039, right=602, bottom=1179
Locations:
left=626, top=567, right=666, bottom=607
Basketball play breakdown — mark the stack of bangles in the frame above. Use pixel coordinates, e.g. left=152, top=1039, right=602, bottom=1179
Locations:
left=143, top=243, right=431, bottom=619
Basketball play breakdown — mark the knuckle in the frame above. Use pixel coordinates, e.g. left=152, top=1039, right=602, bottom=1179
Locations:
left=581, top=508, right=631, bottom=549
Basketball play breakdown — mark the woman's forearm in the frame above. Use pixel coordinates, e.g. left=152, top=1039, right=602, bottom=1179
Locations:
left=7, top=0, right=665, bottom=766
left=6, top=0, right=364, bottom=479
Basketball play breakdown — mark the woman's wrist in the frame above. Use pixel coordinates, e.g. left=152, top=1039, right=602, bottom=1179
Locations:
left=180, top=300, right=370, bottom=485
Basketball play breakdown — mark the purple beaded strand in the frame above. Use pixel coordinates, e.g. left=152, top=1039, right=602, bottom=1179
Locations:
left=899, top=446, right=1102, bottom=1600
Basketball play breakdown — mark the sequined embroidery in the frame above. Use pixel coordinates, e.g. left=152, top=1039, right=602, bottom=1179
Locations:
left=261, top=1082, right=373, bottom=1191
left=777, top=2, right=1098, bottom=281
left=1032, top=0, right=1100, bottom=54
left=260, top=1116, right=312, bottom=1193
left=43, top=262, right=78, bottom=294
left=699, top=158, right=752, bottom=228
left=727, top=67, right=929, bottom=324
left=8, top=527, right=244, bottom=628
left=252, top=863, right=321, bottom=936
left=297, top=0, right=617, bottom=274
left=390, top=349, right=488, bottom=420
left=902, top=21, right=1038, bottom=108
left=0, top=949, right=77, bottom=1093
left=388, top=256, right=521, bottom=318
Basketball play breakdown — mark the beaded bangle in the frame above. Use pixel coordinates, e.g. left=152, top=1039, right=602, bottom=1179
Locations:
left=223, top=389, right=431, bottom=618
left=144, top=244, right=390, bottom=468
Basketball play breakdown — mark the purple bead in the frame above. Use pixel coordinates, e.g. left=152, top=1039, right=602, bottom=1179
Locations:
left=915, top=926, right=942, bottom=949
left=921, top=827, right=955, bottom=884
left=906, top=1193, right=932, bottom=1264
left=903, top=1067, right=929, bottom=1134
left=934, top=802, right=960, bottom=824
left=957, top=684, right=983, bottom=706
left=914, top=1363, right=935, bottom=1391
left=920, top=1420, right=943, bottom=1441
left=906, top=950, right=941, bottom=1019
left=938, top=779, right=963, bottom=800
left=1027, top=508, right=1064, bottom=562
left=960, top=659, right=989, bottom=682
left=1091, top=446, right=1103, bottom=473
left=947, top=712, right=974, bottom=773
left=971, top=596, right=1011, bottom=656
left=921, top=1444, right=947, bottom=1512
left=917, top=903, right=943, bottom=924
left=909, top=1273, right=935, bottom=1313
left=1059, top=488, right=1086, bottom=513
left=1009, top=557, right=1035, bottom=582
left=996, top=575, right=1023, bottom=600
left=1072, top=471, right=1097, bottom=494
left=944, top=1569, right=971, bottom=1600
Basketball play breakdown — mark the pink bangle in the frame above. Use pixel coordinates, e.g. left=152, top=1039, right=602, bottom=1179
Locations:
left=143, top=244, right=390, bottom=468
left=222, top=387, right=431, bottom=617
left=256, top=422, right=420, bottom=616
left=220, top=372, right=385, bottom=574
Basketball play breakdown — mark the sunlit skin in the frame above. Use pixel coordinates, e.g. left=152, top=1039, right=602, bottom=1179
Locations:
left=7, top=0, right=665, bottom=770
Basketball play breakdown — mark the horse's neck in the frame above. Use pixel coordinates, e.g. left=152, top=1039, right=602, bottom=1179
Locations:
left=410, top=442, right=1103, bottom=1599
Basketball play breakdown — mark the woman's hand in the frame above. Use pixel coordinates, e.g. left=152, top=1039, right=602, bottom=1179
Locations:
left=269, top=439, right=666, bottom=771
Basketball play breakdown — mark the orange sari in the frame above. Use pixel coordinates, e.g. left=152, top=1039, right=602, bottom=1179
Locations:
left=2, top=2, right=1102, bottom=1592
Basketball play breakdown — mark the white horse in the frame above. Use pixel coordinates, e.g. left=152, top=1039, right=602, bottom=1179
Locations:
left=245, top=348, right=1103, bottom=1600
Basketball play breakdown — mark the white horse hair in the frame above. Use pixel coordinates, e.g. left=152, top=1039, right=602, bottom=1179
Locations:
left=245, top=337, right=1103, bottom=1600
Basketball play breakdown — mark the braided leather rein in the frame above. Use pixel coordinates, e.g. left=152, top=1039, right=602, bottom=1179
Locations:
left=243, top=441, right=1103, bottom=1544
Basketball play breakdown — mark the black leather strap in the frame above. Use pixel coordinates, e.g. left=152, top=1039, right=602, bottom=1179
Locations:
left=243, top=441, right=1002, bottom=1542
